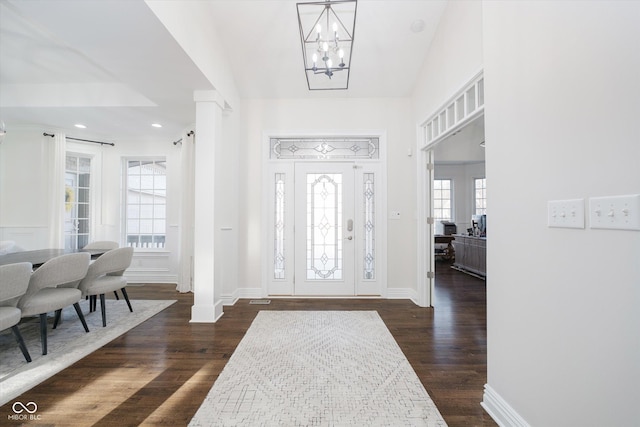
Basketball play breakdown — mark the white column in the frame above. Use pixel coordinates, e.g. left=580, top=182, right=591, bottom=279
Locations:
left=191, top=90, right=225, bottom=322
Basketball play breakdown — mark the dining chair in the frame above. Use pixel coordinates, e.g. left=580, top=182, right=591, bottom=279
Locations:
left=17, top=252, right=91, bottom=355
left=82, top=241, right=120, bottom=299
left=0, top=262, right=33, bottom=362
left=78, top=247, right=134, bottom=327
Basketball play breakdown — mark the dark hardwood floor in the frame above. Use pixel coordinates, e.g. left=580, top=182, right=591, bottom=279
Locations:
left=1, top=260, right=496, bottom=426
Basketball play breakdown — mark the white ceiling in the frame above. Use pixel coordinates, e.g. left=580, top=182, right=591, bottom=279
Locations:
left=0, top=0, right=447, bottom=142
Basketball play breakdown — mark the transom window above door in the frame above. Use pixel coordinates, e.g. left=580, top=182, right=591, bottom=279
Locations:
left=269, top=137, right=379, bottom=160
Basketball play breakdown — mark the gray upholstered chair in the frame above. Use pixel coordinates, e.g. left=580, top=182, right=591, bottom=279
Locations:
left=17, top=252, right=91, bottom=355
left=0, top=262, right=33, bottom=362
left=78, top=247, right=134, bottom=327
left=82, top=241, right=120, bottom=299
left=82, top=241, right=119, bottom=250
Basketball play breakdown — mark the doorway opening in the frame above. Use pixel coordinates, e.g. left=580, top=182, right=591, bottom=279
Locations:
left=417, top=72, right=485, bottom=307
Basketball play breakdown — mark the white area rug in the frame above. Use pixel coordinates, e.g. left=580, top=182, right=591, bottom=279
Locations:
left=189, top=311, right=447, bottom=426
left=0, top=298, right=175, bottom=406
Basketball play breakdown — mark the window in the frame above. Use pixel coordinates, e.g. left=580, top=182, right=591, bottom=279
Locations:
left=474, top=178, right=487, bottom=215
left=125, top=159, right=166, bottom=248
left=433, top=179, right=452, bottom=222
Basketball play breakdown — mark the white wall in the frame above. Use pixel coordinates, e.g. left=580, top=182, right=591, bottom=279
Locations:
left=412, top=0, right=484, bottom=123
left=238, top=97, right=417, bottom=293
left=146, top=0, right=239, bottom=109
left=0, top=129, right=51, bottom=248
left=483, top=1, right=640, bottom=425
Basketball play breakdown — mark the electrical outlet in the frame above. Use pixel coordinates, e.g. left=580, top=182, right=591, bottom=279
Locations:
left=548, top=199, right=585, bottom=229
left=589, top=194, right=640, bottom=230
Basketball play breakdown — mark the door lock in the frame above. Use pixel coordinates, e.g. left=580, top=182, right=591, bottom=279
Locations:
left=345, top=236, right=353, bottom=240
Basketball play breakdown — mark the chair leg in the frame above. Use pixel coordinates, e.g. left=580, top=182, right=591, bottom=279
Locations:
left=114, top=290, right=120, bottom=300
left=99, top=294, right=107, bottom=327
left=90, top=295, right=97, bottom=312
left=11, top=325, right=32, bottom=363
left=39, top=313, right=48, bottom=355
left=53, top=309, right=62, bottom=329
left=73, top=302, right=90, bottom=333
left=121, top=287, right=133, bottom=312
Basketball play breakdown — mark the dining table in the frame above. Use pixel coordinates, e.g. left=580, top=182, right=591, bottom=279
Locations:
left=0, top=248, right=108, bottom=268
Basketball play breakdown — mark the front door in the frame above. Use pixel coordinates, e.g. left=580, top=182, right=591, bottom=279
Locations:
left=294, top=162, right=355, bottom=295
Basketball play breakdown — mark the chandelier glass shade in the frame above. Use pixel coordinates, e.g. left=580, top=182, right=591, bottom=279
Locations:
left=297, top=0, right=357, bottom=90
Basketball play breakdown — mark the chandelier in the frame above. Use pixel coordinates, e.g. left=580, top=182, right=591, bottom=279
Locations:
left=297, top=0, right=357, bottom=90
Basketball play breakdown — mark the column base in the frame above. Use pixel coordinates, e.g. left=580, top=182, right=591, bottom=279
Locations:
left=190, top=301, right=224, bottom=323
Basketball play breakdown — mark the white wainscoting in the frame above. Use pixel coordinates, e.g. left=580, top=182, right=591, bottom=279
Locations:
left=127, top=250, right=178, bottom=284
left=481, top=384, right=530, bottom=427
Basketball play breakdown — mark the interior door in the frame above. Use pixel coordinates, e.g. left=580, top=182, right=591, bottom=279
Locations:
left=294, top=162, right=355, bottom=295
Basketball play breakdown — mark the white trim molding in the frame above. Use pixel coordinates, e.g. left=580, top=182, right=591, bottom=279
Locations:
left=415, top=70, right=484, bottom=308
left=481, top=384, right=530, bottom=427
left=386, top=287, right=419, bottom=305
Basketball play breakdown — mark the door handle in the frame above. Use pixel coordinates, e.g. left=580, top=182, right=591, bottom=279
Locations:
left=347, top=219, right=353, bottom=232
left=345, top=236, right=353, bottom=240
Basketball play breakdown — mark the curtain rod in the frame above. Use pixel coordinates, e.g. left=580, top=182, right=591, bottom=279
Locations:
left=43, top=132, right=115, bottom=147
left=173, top=130, right=195, bottom=145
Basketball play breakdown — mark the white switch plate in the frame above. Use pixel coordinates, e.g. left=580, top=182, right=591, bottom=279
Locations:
left=589, top=194, right=640, bottom=230
left=389, top=211, right=401, bottom=220
left=548, top=199, right=585, bottom=229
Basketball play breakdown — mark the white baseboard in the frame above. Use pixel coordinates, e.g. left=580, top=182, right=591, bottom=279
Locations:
left=222, top=288, right=263, bottom=306
left=481, top=384, right=530, bottom=427
left=386, top=287, right=419, bottom=304
left=223, top=287, right=420, bottom=306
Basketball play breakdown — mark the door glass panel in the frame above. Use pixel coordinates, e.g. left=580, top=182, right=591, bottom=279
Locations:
left=274, top=173, right=286, bottom=279
left=306, top=173, right=343, bottom=280
left=363, top=173, right=375, bottom=280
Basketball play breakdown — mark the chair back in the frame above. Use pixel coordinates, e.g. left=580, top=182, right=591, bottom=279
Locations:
left=83, top=241, right=119, bottom=250
left=81, top=247, right=133, bottom=287
left=0, top=262, right=32, bottom=307
left=24, top=252, right=90, bottom=298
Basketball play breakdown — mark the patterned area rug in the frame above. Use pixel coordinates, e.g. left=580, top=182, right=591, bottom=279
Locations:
left=189, top=311, right=447, bottom=426
left=0, top=298, right=175, bottom=406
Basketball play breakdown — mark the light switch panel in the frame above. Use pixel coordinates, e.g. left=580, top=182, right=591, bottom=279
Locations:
left=548, top=199, right=585, bottom=229
left=589, top=194, right=640, bottom=230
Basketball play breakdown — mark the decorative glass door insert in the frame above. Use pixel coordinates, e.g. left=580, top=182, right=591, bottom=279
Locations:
left=306, top=172, right=343, bottom=280
left=294, top=163, right=354, bottom=295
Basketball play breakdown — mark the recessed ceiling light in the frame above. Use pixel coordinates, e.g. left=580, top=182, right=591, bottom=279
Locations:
left=151, top=123, right=162, bottom=128
left=74, top=124, right=87, bottom=129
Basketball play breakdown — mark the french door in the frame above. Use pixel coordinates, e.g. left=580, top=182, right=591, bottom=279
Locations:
left=294, top=162, right=355, bottom=295
left=64, top=154, right=91, bottom=249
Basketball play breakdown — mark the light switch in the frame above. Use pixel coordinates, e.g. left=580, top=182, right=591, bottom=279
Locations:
left=548, top=199, right=585, bottom=229
left=589, top=194, right=640, bottom=230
